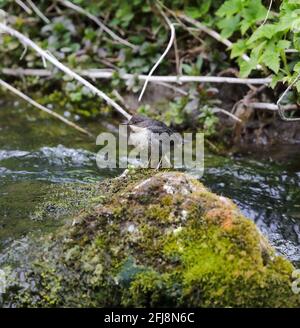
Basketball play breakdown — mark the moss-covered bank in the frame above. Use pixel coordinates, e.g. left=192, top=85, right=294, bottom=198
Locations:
left=1, top=170, right=299, bottom=307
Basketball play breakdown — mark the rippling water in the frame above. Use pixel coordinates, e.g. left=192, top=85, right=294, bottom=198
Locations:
left=0, top=100, right=299, bottom=265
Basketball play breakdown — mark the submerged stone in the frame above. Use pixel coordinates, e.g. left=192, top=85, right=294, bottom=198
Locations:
left=1, top=170, right=299, bottom=307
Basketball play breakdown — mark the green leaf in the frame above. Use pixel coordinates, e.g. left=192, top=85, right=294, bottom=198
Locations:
left=216, top=0, right=243, bottom=17
left=293, top=62, right=300, bottom=73
left=239, top=57, right=258, bottom=77
left=293, top=32, right=300, bottom=50
left=185, top=7, right=202, bottom=19
left=296, top=80, right=300, bottom=93
left=261, top=42, right=280, bottom=73
left=241, top=0, right=267, bottom=24
left=217, top=15, right=240, bottom=38
left=182, top=64, right=193, bottom=75
left=248, top=24, right=277, bottom=44
left=277, top=40, right=291, bottom=50
left=230, top=39, right=248, bottom=59
left=198, top=0, right=212, bottom=16
left=251, top=40, right=267, bottom=59
left=270, top=73, right=284, bottom=89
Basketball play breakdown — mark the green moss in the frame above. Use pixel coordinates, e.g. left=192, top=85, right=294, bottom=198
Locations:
left=2, top=171, right=299, bottom=307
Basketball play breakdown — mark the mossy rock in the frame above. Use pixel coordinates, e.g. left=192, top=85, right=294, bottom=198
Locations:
left=1, top=171, right=299, bottom=307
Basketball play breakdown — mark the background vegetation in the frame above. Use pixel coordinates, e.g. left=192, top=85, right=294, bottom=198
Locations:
left=0, top=0, right=300, bottom=144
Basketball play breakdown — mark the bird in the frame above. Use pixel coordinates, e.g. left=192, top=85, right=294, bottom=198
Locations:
left=122, top=115, right=183, bottom=169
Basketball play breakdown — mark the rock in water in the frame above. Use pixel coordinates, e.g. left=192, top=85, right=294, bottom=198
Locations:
left=1, top=171, right=299, bottom=307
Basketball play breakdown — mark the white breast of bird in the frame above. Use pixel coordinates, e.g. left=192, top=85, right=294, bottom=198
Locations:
left=128, top=125, right=151, bottom=150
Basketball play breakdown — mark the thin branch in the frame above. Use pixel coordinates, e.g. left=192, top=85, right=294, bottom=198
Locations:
left=0, top=78, right=92, bottom=136
left=212, top=107, right=242, bottom=123
left=15, top=0, right=32, bottom=14
left=0, top=22, right=132, bottom=120
left=155, top=81, right=188, bottom=96
left=138, top=8, right=175, bottom=101
left=248, top=102, right=298, bottom=111
left=1, top=68, right=272, bottom=85
left=58, top=0, right=137, bottom=50
left=26, top=0, right=50, bottom=24
left=262, top=0, right=273, bottom=26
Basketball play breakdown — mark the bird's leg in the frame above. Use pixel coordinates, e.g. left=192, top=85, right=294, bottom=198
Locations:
left=164, top=154, right=171, bottom=167
left=155, top=157, right=162, bottom=170
left=146, top=155, right=151, bottom=168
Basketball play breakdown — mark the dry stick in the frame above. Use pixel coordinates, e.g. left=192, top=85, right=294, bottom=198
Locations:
left=212, top=107, right=241, bottom=123
left=26, top=0, right=50, bottom=24
left=155, top=81, right=188, bottom=96
left=262, top=0, right=273, bottom=26
left=0, top=23, right=132, bottom=120
left=1, top=67, right=272, bottom=84
left=249, top=102, right=298, bottom=111
left=15, top=0, right=32, bottom=14
left=138, top=10, right=175, bottom=101
left=59, top=0, right=137, bottom=50
left=0, top=78, right=92, bottom=136
left=178, top=14, right=262, bottom=70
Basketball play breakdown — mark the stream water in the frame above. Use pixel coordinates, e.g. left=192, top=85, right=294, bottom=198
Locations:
left=0, top=99, right=299, bottom=266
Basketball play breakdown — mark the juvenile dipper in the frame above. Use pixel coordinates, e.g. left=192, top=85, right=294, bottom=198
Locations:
left=122, top=115, right=182, bottom=168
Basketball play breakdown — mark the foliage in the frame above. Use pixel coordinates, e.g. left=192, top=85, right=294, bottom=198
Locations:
left=217, top=0, right=300, bottom=89
left=0, top=0, right=300, bottom=133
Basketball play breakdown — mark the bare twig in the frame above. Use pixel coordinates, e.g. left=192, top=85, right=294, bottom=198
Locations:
left=26, top=0, right=50, bottom=24
left=15, top=0, right=32, bottom=14
left=0, top=78, right=92, bottom=136
left=59, top=0, right=137, bottom=50
left=232, top=85, right=266, bottom=114
left=138, top=7, right=175, bottom=101
left=155, top=81, right=188, bottom=95
left=248, top=102, right=298, bottom=111
left=212, top=107, right=242, bottom=123
left=262, top=0, right=273, bottom=26
left=285, top=49, right=299, bottom=53
left=1, top=68, right=272, bottom=85
left=0, top=23, right=132, bottom=120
